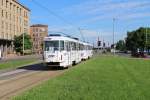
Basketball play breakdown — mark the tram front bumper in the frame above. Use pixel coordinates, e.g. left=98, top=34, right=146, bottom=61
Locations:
left=46, top=62, right=60, bottom=66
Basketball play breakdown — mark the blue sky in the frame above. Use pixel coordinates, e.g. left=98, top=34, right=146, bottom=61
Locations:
left=19, top=0, right=150, bottom=45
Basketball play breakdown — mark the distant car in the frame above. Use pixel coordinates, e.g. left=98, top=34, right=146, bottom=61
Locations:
left=132, top=52, right=147, bottom=58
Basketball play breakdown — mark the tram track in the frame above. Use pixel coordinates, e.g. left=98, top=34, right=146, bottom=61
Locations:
left=0, top=72, right=43, bottom=100
left=0, top=71, right=41, bottom=86
left=0, top=64, right=65, bottom=100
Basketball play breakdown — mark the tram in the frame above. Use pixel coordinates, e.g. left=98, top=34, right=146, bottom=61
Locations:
left=43, top=35, right=93, bottom=68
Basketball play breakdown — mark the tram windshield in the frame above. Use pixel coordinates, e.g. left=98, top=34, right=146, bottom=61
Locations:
left=45, top=41, right=59, bottom=52
left=44, top=41, right=64, bottom=52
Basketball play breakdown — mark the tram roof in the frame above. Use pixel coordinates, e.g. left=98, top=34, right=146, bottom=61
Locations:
left=44, top=36, right=92, bottom=46
left=44, top=36, right=78, bottom=42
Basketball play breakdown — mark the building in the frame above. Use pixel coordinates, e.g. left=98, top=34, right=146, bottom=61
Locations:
left=0, top=0, right=30, bottom=57
left=30, top=24, right=48, bottom=54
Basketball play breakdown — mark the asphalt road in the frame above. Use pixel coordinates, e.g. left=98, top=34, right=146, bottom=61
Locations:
left=116, top=53, right=131, bottom=57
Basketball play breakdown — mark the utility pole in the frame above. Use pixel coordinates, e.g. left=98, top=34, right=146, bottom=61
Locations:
left=23, top=33, right=24, bottom=56
left=146, top=27, right=148, bottom=53
left=98, top=36, right=99, bottom=53
left=113, top=18, right=116, bottom=55
left=102, top=38, right=104, bottom=52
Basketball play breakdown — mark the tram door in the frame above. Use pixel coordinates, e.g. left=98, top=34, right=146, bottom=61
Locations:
left=76, top=43, right=80, bottom=63
left=66, top=41, right=72, bottom=66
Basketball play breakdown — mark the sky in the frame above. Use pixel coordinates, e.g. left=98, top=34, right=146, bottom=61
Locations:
left=19, top=0, right=150, bottom=46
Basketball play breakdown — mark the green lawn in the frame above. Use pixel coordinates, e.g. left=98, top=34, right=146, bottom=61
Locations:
left=0, top=59, right=39, bottom=70
left=13, top=56, right=150, bottom=100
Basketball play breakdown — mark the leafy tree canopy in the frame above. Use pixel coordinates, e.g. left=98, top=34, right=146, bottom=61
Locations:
left=14, top=33, right=32, bottom=54
left=126, top=27, right=150, bottom=54
left=116, top=40, right=126, bottom=51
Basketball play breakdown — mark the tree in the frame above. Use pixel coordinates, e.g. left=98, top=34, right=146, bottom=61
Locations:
left=126, top=27, right=150, bottom=55
left=14, top=33, right=32, bottom=54
left=116, top=40, right=126, bottom=51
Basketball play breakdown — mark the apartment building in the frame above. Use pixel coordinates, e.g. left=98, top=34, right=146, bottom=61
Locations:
left=0, top=0, right=30, bottom=57
left=30, top=24, right=48, bottom=54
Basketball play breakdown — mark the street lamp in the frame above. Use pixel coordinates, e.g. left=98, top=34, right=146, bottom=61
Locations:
left=113, top=18, right=116, bottom=55
left=146, top=27, right=148, bottom=53
left=23, top=33, right=25, bottom=55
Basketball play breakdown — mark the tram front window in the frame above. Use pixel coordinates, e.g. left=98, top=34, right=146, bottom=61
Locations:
left=45, top=41, right=59, bottom=52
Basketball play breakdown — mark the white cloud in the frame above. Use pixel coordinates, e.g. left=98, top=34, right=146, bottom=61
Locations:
left=80, top=30, right=98, bottom=37
left=83, top=11, right=150, bottom=23
left=80, top=29, right=116, bottom=38
left=120, top=12, right=150, bottom=20
left=48, top=25, right=82, bottom=38
left=84, top=1, right=150, bottom=15
left=61, top=0, right=150, bottom=24
left=80, top=29, right=129, bottom=44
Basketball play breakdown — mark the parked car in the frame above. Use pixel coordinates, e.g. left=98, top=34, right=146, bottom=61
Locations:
left=132, top=52, right=147, bottom=58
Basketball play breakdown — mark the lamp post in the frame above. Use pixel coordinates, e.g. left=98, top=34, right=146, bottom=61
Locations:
left=146, top=27, right=148, bottom=53
left=23, top=33, right=24, bottom=55
left=113, top=18, right=116, bottom=55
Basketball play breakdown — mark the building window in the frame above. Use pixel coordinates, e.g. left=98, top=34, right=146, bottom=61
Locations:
left=20, top=8, right=22, bottom=16
left=2, top=10, right=4, bottom=17
left=2, top=21, right=4, bottom=29
left=6, top=12, right=8, bottom=19
left=36, top=28, right=38, bottom=32
left=2, top=0, right=3, bottom=6
left=6, top=0, right=8, bottom=8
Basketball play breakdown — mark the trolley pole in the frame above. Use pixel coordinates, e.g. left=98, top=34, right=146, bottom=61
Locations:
left=78, top=28, right=85, bottom=42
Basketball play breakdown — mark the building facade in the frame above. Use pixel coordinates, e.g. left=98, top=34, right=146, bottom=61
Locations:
left=30, top=24, right=48, bottom=54
left=0, top=0, right=30, bottom=57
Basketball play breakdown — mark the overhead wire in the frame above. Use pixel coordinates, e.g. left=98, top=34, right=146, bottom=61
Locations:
left=30, top=0, right=85, bottom=41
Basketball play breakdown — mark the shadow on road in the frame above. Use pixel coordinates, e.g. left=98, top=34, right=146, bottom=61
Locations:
left=18, top=63, right=64, bottom=71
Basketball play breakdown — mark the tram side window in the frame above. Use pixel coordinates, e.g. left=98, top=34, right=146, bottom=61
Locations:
left=87, top=45, right=89, bottom=50
left=91, top=46, right=93, bottom=50
left=88, top=46, right=92, bottom=50
left=83, top=45, right=85, bottom=50
left=71, top=42, right=73, bottom=50
left=71, top=42, right=76, bottom=50
left=60, top=41, right=64, bottom=51
left=79, top=44, right=81, bottom=50
left=82, top=44, right=84, bottom=50
left=66, top=42, right=71, bottom=51
left=85, top=45, right=87, bottom=50
left=79, top=44, right=84, bottom=50
left=87, top=46, right=90, bottom=50
left=76, top=43, right=79, bottom=50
